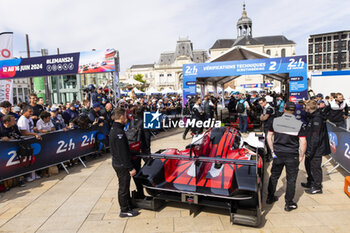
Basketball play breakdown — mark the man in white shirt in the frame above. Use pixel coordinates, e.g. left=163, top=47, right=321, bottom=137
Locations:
left=17, top=105, right=42, bottom=182
left=36, top=111, right=55, bottom=133
left=17, top=105, right=41, bottom=140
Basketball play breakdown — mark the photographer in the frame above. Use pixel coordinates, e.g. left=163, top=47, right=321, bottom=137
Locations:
left=0, top=115, right=21, bottom=141
left=88, top=103, right=104, bottom=126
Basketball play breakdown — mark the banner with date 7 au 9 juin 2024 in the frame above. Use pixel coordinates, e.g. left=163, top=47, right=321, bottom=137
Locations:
left=182, top=56, right=307, bottom=105
left=0, top=49, right=117, bottom=79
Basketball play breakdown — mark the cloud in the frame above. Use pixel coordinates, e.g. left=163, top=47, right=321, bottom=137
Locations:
left=0, top=0, right=349, bottom=72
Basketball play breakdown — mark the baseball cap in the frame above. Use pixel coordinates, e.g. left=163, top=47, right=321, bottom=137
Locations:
left=92, top=103, right=101, bottom=108
left=50, top=106, right=59, bottom=112
left=316, top=93, right=323, bottom=98
left=13, top=106, right=21, bottom=112
left=285, top=101, right=296, bottom=111
left=317, top=100, right=325, bottom=104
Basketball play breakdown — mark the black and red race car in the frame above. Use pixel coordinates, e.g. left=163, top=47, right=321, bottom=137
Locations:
left=133, top=127, right=265, bottom=227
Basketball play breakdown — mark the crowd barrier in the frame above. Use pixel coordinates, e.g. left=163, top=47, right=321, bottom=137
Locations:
left=325, top=122, right=350, bottom=173
left=0, top=126, right=109, bottom=182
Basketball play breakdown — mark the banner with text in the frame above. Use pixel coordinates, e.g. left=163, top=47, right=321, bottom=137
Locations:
left=0, top=126, right=109, bottom=181
left=182, top=56, right=307, bottom=105
left=0, top=49, right=117, bottom=79
left=327, top=122, right=350, bottom=173
left=0, top=32, right=14, bottom=103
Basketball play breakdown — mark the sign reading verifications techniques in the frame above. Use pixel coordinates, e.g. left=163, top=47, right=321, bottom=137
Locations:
left=0, top=49, right=117, bottom=79
left=182, top=56, right=307, bottom=105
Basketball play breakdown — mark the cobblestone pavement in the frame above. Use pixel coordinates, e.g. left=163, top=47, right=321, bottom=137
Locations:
left=0, top=131, right=349, bottom=233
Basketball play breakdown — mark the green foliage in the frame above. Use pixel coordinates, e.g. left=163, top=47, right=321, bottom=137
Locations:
left=133, top=74, right=145, bottom=84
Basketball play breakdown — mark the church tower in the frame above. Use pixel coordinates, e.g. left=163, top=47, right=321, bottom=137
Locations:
left=237, top=3, right=252, bottom=38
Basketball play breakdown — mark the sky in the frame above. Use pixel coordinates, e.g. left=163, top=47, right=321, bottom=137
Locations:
left=1, top=0, right=349, bottom=73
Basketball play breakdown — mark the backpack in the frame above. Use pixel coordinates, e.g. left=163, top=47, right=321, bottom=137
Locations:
left=237, top=100, right=246, bottom=113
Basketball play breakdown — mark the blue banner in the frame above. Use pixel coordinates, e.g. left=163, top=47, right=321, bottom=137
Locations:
left=327, top=122, right=350, bottom=173
left=0, top=49, right=117, bottom=79
left=0, top=126, right=108, bottom=181
left=182, top=56, right=307, bottom=105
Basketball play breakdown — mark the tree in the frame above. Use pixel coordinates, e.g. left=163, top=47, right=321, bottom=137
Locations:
left=133, top=74, right=149, bottom=92
left=133, top=74, right=145, bottom=84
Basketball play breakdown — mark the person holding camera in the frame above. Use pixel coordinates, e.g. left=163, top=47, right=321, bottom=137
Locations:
left=109, top=108, right=139, bottom=218
left=88, top=103, right=104, bottom=126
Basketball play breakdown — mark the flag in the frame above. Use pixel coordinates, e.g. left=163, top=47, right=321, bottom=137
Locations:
left=0, top=32, right=13, bottom=60
left=0, top=32, right=14, bottom=103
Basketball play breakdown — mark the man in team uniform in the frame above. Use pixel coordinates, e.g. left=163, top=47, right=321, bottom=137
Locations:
left=259, top=97, right=275, bottom=162
left=266, top=102, right=307, bottom=212
left=109, top=108, right=139, bottom=217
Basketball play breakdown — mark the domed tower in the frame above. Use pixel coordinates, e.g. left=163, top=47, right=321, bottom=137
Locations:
left=237, top=3, right=252, bottom=38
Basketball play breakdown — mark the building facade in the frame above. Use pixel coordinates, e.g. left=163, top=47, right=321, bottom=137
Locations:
left=209, top=4, right=296, bottom=91
left=12, top=78, right=30, bottom=104
left=308, top=30, right=350, bottom=71
left=125, top=38, right=208, bottom=91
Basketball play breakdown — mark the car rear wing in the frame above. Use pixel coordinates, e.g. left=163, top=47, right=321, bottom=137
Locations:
left=138, top=153, right=257, bottom=167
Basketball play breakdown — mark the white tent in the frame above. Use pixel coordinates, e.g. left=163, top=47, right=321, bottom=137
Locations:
left=224, top=86, right=235, bottom=93
left=177, top=88, right=183, bottom=95
left=133, top=87, right=145, bottom=95
left=120, top=90, right=128, bottom=96
left=126, top=79, right=142, bottom=85
left=161, top=87, right=177, bottom=95
left=146, top=87, right=161, bottom=95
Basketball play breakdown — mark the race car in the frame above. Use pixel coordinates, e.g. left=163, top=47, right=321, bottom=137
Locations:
left=133, top=127, right=265, bottom=227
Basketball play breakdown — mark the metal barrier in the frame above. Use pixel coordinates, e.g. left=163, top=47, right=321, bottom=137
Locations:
left=0, top=125, right=109, bottom=182
left=322, top=122, right=350, bottom=174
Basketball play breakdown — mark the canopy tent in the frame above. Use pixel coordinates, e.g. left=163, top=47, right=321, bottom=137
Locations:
left=120, top=90, right=128, bottom=96
left=224, top=86, right=235, bottom=93
left=133, top=87, right=146, bottom=95
left=176, top=88, right=183, bottom=95
left=146, top=87, right=161, bottom=95
left=196, top=46, right=289, bottom=87
left=183, top=46, right=308, bottom=105
left=126, top=78, right=142, bottom=85
left=161, top=87, right=177, bottom=95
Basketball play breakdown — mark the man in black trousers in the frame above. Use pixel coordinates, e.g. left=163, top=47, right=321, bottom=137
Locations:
left=109, top=108, right=139, bottom=217
left=266, top=102, right=307, bottom=211
left=302, top=100, right=330, bottom=194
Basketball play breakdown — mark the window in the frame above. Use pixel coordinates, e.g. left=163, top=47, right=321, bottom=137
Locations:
left=327, top=54, right=331, bottom=64
left=281, top=48, right=286, bottom=57
left=315, top=54, right=322, bottom=64
left=315, top=44, right=322, bottom=53
left=341, top=52, right=347, bottom=62
left=327, top=42, right=332, bottom=51
left=341, top=34, right=347, bottom=39
left=333, top=53, right=338, bottom=62
left=308, top=44, right=313, bottom=53
left=308, top=55, right=313, bottom=64
left=334, top=41, right=339, bottom=50
left=327, top=36, right=332, bottom=40
left=334, top=35, right=339, bottom=40
left=341, top=41, right=347, bottom=50
left=308, top=65, right=313, bottom=70
left=315, top=37, right=322, bottom=42
left=308, top=38, right=313, bottom=43
left=323, top=43, right=327, bottom=52
left=266, top=49, right=271, bottom=55
left=327, top=65, right=331, bottom=69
